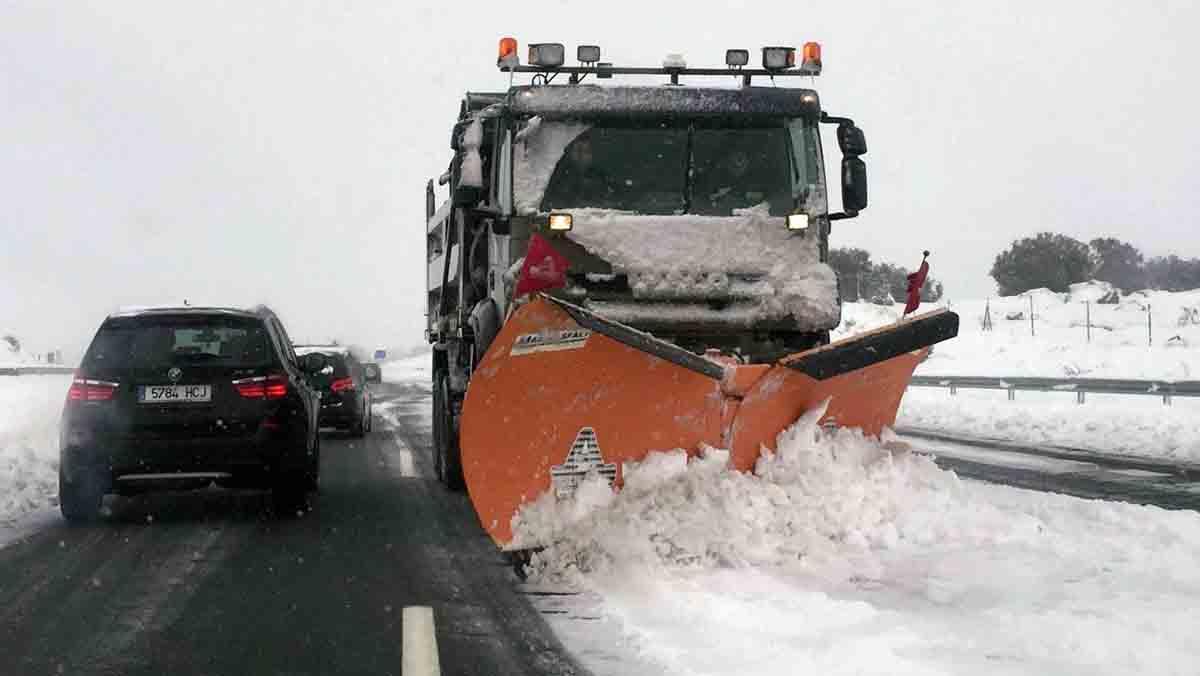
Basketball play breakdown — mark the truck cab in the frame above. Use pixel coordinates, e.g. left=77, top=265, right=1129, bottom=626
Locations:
left=425, top=42, right=871, bottom=485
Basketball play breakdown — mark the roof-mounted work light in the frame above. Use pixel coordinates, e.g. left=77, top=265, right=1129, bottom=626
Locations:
left=725, top=49, right=750, bottom=67
left=577, top=45, right=601, bottom=64
left=498, top=37, right=519, bottom=68
left=528, top=43, right=566, bottom=68
left=762, top=46, right=796, bottom=70
left=800, top=42, right=822, bottom=75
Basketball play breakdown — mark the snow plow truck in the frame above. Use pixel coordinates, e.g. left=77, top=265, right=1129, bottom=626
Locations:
left=425, top=39, right=959, bottom=548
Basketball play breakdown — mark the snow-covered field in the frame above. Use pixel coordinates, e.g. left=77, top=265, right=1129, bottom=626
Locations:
left=837, top=282, right=1200, bottom=380
left=519, top=405, right=1200, bottom=675
left=0, top=375, right=69, bottom=524
left=836, top=283, right=1200, bottom=461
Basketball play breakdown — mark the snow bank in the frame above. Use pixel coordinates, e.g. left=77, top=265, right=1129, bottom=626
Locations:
left=0, top=375, right=69, bottom=522
left=516, top=401, right=1200, bottom=675
left=899, top=388, right=1200, bottom=462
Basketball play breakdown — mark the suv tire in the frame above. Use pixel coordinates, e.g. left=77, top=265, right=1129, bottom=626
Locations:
left=59, top=466, right=104, bottom=523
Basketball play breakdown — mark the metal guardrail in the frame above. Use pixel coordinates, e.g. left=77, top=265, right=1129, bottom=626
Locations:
left=0, top=365, right=75, bottom=376
left=909, top=375, right=1200, bottom=405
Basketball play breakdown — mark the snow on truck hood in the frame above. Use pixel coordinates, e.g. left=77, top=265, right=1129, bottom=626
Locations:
left=565, top=207, right=840, bottom=331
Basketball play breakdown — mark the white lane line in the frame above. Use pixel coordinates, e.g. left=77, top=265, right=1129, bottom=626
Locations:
left=402, top=606, right=441, bottom=676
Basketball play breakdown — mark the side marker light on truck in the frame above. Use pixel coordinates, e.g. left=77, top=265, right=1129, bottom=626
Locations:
left=787, top=214, right=810, bottom=231
left=548, top=213, right=573, bottom=231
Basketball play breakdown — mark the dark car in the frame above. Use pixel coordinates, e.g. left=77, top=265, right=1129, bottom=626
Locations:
left=58, top=305, right=326, bottom=522
left=292, top=345, right=377, bottom=437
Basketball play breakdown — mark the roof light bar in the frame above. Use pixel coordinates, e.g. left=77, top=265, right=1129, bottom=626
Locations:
left=762, top=46, right=796, bottom=71
left=528, top=43, right=566, bottom=68
left=725, top=49, right=750, bottom=67
left=577, top=45, right=601, bottom=64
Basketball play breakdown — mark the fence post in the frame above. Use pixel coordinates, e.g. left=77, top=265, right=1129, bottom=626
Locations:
left=1148, top=305, right=1153, bottom=346
left=1029, top=295, right=1035, bottom=337
left=1086, top=301, right=1091, bottom=343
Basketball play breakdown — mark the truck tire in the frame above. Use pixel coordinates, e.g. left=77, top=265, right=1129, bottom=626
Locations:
left=59, top=465, right=105, bottom=524
left=434, top=373, right=465, bottom=491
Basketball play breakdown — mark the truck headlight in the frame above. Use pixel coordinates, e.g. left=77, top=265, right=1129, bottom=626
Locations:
left=787, top=214, right=809, bottom=231
left=549, top=213, right=573, bottom=231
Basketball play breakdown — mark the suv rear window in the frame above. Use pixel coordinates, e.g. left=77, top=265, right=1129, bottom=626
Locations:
left=299, top=351, right=350, bottom=386
left=83, top=315, right=274, bottom=369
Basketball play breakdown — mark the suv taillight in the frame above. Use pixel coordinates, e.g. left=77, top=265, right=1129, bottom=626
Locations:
left=233, top=374, right=289, bottom=400
left=68, top=374, right=119, bottom=402
left=331, top=376, right=355, bottom=393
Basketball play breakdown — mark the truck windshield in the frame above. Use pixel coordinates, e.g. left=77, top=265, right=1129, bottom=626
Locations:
left=539, top=121, right=814, bottom=217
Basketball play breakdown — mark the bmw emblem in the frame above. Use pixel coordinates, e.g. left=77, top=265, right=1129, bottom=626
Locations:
left=168, top=367, right=183, bottom=382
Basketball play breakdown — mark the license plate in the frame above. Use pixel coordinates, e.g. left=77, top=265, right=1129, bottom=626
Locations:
left=138, top=384, right=212, bottom=404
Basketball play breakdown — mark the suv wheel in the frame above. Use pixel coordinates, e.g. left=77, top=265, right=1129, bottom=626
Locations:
left=59, top=466, right=105, bottom=523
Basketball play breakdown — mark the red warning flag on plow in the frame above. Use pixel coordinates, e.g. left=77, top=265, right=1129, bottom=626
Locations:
left=904, top=251, right=930, bottom=315
left=515, top=234, right=569, bottom=298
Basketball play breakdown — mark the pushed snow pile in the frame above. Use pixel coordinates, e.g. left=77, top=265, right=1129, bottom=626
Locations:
left=0, top=375, right=70, bottom=522
left=515, top=403, right=960, bottom=580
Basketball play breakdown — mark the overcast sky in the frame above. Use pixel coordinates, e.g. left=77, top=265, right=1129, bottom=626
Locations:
left=3, top=1, right=1198, bottom=358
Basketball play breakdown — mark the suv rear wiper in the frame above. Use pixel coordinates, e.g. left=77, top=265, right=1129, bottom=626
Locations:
left=172, top=352, right=225, bottom=361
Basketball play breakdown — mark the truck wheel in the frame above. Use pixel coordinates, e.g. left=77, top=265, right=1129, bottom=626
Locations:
left=434, top=374, right=465, bottom=491
left=59, top=465, right=105, bottom=524
left=432, top=371, right=445, bottom=479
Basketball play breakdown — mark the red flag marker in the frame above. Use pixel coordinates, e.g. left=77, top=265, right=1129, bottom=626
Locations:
left=514, top=234, right=569, bottom=298
left=904, top=250, right=930, bottom=316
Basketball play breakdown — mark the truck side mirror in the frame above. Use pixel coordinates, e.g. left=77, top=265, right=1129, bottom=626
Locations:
left=837, top=123, right=867, bottom=156
left=841, top=156, right=868, bottom=214
left=822, top=114, right=869, bottom=221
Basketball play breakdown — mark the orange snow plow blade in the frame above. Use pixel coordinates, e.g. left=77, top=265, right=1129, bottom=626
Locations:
left=461, top=296, right=958, bottom=548
left=727, top=310, right=959, bottom=471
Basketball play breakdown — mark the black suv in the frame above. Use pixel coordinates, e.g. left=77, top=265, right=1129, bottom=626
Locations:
left=59, top=306, right=326, bottom=521
left=293, top=345, right=377, bottom=437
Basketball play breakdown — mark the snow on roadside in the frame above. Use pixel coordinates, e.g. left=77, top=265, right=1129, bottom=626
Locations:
left=899, top=388, right=1200, bottom=462
left=516, top=404, right=1200, bottom=675
left=0, top=375, right=69, bottom=523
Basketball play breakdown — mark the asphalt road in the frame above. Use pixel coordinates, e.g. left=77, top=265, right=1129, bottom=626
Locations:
left=902, top=430, right=1200, bottom=512
left=0, top=381, right=587, bottom=676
